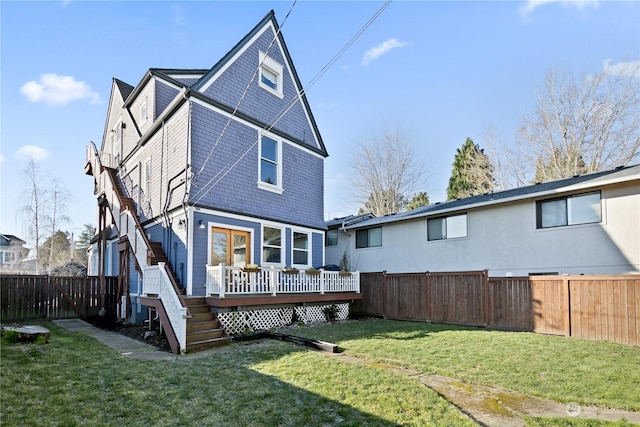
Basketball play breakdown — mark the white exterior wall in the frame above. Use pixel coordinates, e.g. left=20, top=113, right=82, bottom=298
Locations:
left=349, top=181, right=639, bottom=276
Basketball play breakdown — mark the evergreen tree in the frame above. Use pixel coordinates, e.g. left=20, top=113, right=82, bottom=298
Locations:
left=447, top=138, right=495, bottom=200
left=406, top=192, right=430, bottom=211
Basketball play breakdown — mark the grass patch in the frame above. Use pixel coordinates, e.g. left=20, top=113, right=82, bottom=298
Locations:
left=1, top=321, right=475, bottom=426
left=289, top=319, right=640, bottom=411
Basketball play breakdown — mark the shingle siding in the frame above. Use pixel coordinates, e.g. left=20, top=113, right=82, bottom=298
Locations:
left=189, top=103, right=324, bottom=229
left=199, top=26, right=320, bottom=151
left=155, top=80, right=179, bottom=119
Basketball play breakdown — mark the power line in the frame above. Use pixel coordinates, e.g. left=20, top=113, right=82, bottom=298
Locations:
left=192, top=1, right=298, bottom=190
left=191, top=0, right=392, bottom=206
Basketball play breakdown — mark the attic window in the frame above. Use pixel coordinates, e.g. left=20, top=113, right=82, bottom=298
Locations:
left=259, top=51, right=283, bottom=98
left=141, top=97, right=148, bottom=124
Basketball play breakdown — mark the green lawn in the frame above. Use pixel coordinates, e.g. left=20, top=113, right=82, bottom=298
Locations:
left=289, top=319, right=640, bottom=412
left=2, top=319, right=638, bottom=426
left=1, top=321, right=474, bottom=427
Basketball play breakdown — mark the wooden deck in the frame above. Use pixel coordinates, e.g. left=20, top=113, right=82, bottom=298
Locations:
left=205, top=292, right=363, bottom=308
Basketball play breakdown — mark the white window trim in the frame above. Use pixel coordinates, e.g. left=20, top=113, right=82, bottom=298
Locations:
left=144, top=157, right=152, bottom=202
left=261, top=224, right=284, bottom=267
left=257, top=133, right=284, bottom=194
left=258, top=51, right=284, bottom=99
left=291, top=230, right=312, bottom=268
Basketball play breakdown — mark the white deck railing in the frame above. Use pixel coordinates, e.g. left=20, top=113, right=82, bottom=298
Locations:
left=143, top=263, right=188, bottom=351
left=205, top=264, right=360, bottom=298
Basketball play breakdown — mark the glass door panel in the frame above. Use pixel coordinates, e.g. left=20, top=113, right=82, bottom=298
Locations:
left=210, top=227, right=251, bottom=267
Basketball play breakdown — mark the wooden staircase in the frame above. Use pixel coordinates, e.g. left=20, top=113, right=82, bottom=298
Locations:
left=184, top=298, right=229, bottom=351
left=86, top=146, right=229, bottom=353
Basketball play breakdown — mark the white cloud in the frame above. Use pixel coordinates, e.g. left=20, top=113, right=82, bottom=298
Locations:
left=20, top=73, right=100, bottom=106
left=15, top=145, right=51, bottom=162
left=362, top=38, right=408, bottom=66
left=520, top=0, right=599, bottom=16
left=603, top=59, right=640, bottom=79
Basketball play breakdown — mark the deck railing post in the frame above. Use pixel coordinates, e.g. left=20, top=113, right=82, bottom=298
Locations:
left=270, top=268, right=277, bottom=296
left=219, top=263, right=226, bottom=298
left=320, top=270, right=325, bottom=295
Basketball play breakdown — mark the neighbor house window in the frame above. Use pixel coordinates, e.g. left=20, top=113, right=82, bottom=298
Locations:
left=292, top=232, right=309, bottom=265
left=428, top=214, right=467, bottom=241
left=356, top=227, right=382, bottom=249
left=258, top=51, right=284, bottom=98
left=536, top=192, right=601, bottom=229
left=258, top=135, right=282, bottom=193
left=326, top=229, right=338, bottom=246
left=263, top=226, right=282, bottom=264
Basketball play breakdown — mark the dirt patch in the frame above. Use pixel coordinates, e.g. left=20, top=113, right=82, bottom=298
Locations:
left=83, top=315, right=171, bottom=353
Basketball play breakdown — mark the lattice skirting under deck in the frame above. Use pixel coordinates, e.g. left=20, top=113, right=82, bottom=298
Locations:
left=217, top=303, right=349, bottom=335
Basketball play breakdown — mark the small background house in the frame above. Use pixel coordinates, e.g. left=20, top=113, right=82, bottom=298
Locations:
left=329, top=165, right=640, bottom=276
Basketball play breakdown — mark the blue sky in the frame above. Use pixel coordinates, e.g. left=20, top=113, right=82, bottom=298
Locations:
left=1, top=0, right=638, bottom=244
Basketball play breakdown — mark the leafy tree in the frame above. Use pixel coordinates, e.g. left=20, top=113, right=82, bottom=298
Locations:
left=77, top=224, right=96, bottom=249
left=499, top=65, right=640, bottom=185
left=351, top=128, right=426, bottom=216
left=406, top=192, right=430, bottom=211
left=19, top=159, right=50, bottom=274
left=446, top=138, right=495, bottom=200
left=39, top=230, right=72, bottom=273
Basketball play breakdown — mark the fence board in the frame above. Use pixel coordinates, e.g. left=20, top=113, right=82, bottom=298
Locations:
left=355, top=271, right=639, bottom=347
left=1, top=275, right=118, bottom=322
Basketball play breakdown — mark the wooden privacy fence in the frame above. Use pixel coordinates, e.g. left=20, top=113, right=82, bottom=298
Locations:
left=353, top=271, right=640, bottom=347
left=1, top=275, right=118, bottom=322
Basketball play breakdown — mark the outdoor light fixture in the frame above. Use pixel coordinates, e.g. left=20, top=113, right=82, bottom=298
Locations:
left=198, top=220, right=205, bottom=229
left=178, top=219, right=186, bottom=229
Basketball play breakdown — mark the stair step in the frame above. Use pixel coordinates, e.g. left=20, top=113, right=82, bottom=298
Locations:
left=187, top=337, right=230, bottom=352
left=187, top=320, right=221, bottom=333
left=187, top=329, right=226, bottom=344
left=184, top=297, right=206, bottom=306
left=190, top=312, right=215, bottom=322
left=186, top=304, right=211, bottom=314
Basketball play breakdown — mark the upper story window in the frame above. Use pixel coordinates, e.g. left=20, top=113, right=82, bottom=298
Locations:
left=428, top=214, right=467, bottom=241
left=292, top=232, right=309, bottom=266
left=263, top=226, right=282, bottom=264
left=144, top=158, right=152, bottom=201
left=259, top=51, right=284, bottom=98
left=536, top=191, right=601, bottom=229
left=258, top=135, right=283, bottom=193
left=141, top=97, right=148, bottom=124
left=326, top=229, right=339, bottom=247
left=356, top=227, right=382, bottom=249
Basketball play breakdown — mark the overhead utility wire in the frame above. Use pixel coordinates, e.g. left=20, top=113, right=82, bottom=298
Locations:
left=192, top=0, right=392, bottom=206
left=192, top=0, right=298, bottom=186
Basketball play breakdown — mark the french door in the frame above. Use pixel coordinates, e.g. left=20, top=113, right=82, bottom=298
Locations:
left=210, top=227, right=251, bottom=268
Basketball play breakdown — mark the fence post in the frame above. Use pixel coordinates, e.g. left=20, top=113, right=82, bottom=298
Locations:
left=425, top=271, right=431, bottom=322
left=564, top=275, right=571, bottom=337
left=484, top=269, right=490, bottom=327
left=382, top=270, right=387, bottom=319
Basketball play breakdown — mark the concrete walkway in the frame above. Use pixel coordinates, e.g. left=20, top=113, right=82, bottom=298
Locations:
left=52, top=319, right=179, bottom=361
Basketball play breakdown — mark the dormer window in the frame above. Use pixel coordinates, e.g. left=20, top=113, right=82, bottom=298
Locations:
left=259, top=51, right=283, bottom=98
left=141, top=97, right=148, bottom=124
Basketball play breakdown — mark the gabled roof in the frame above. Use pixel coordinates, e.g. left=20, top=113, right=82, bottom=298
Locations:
left=114, top=78, right=134, bottom=100
left=346, top=164, right=640, bottom=230
left=191, top=10, right=328, bottom=156
left=114, top=10, right=328, bottom=158
left=0, top=234, right=26, bottom=245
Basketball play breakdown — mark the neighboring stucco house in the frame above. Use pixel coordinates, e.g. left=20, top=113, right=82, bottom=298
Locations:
left=325, top=213, right=374, bottom=271
left=0, top=234, right=27, bottom=272
left=85, top=11, right=361, bottom=353
left=329, top=165, right=640, bottom=276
